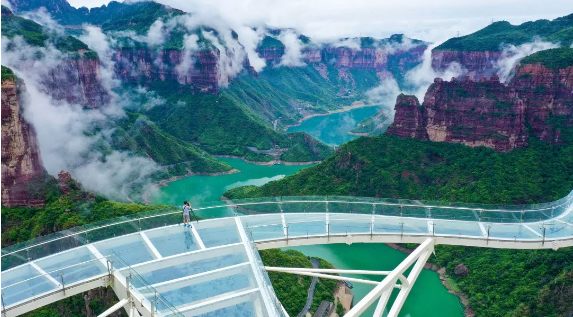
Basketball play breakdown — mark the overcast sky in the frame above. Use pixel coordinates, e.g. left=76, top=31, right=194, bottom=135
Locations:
left=68, top=0, right=571, bottom=43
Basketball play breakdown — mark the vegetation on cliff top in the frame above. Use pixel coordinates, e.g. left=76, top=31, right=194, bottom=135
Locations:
left=1, top=8, right=93, bottom=53
left=1, top=65, right=17, bottom=81
left=520, top=47, right=573, bottom=70
left=225, top=135, right=573, bottom=317
left=435, top=13, right=573, bottom=51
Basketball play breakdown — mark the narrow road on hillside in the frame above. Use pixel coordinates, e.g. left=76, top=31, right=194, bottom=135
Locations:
left=298, top=258, right=320, bottom=317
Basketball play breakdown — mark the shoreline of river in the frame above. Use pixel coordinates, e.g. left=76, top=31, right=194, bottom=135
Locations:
left=142, top=168, right=240, bottom=204
left=386, top=243, right=474, bottom=317
left=215, top=155, right=321, bottom=166
left=284, top=102, right=379, bottom=130
left=346, top=131, right=369, bottom=137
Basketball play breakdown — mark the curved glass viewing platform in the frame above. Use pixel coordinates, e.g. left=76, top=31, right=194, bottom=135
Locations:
left=2, top=191, right=573, bottom=317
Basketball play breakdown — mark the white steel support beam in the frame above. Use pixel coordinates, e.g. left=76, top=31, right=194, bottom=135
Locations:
left=478, top=222, right=488, bottom=237
left=373, top=288, right=393, bottom=317
left=264, top=267, right=409, bottom=288
left=139, top=232, right=163, bottom=259
left=97, top=298, right=129, bottom=317
left=87, top=244, right=109, bottom=268
left=29, top=262, right=61, bottom=288
left=281, top=213, right=288, bottom=237
left=386, top=242, right=434, bottom=317
left=344, top=238, right=435, bottom=317
left=523, top=224, right=543, bottom=238
left=190, top=226, right=206, bottom=249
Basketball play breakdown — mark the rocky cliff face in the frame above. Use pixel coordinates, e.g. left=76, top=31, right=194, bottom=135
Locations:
left=113, top=48, right=220, bottom=93
left=387, top=63, right=573, bottom=151
left=431, top=50, right=502, bottom=80
left=41, top=54, right=111, bottom=108
left=1, top=77, right=48, bottom=206
left=257, top=38, right=427, bottom=84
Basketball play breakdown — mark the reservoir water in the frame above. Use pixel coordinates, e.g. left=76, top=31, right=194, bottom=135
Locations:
left=286, top=106, right=381, bottom=146
left=152, top=106, right=464, bottom=317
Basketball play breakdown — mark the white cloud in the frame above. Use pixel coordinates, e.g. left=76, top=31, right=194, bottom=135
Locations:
left=277, top=30, right=305, bottom=67
left=404, top=43, right=465, bottom=100
left=1, top=0, right=12, bottom=9
left=22, top=8, right=65, bottom=35
left=365, top=77, right=402, bottom=120
left=146, top=19, right=167, bottom=47
left=202, top=30, right=247, bottom=86
left=2, top=35, right=159, bottom=201
left=495, top=39, right=558, bottom=82
left=76, top=0, right=570, bottom=45
left=175, top=33, right=199, bottom=80
left=332, top=38, right=361, bottom=50
left=80, top=26, right=121, bottom=93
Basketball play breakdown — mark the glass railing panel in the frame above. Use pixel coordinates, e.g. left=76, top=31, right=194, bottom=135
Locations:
left=542, top=222, right=573, bottom=239
left=284, top=213, right=326, bottom=237
left=243, top=228, right=289, bottom=317
left=233, top=202, right=281, bottom=215
left=282, top=201, right=327, bottom=213
left=93, top=234, right=155, bottom=268
left=372, top=218, right=429, bottom=235
left=400, top=205, right=428, bottom=218
left=479, top=210, right=521, bottom=223
left=374, top=204, right=403, bottom=217
left=1, top=249, right=29, bottom=271
left=433, top=220, right=483, bottom=237
left=139, top=213, right=181, bottom=231
left=429, top=207, right=478, bottom=221
left=487, top=223, right=540, bottom=240
left=242, top=214, right=283, bottom=228
left=328, top=202, right=373, bottom=214
left=145, top=226, right=201, bottom=257
left=195, top=218, right=241, bottom=248
left=1, top=264, right=58, bottom=306
left=248, top=224, right=285, bottom=241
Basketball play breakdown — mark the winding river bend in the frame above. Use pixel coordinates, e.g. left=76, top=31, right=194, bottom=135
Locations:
left=151, top=106, right=464, bottom=317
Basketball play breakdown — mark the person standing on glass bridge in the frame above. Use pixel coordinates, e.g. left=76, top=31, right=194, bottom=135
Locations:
left=182, top=201, right=192, bottom=227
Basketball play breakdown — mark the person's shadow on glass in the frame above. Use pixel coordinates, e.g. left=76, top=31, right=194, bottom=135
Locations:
left=184, top=228, right=194, bottom=250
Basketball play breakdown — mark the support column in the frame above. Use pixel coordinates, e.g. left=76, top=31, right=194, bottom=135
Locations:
left=344, top=238, right=435, bottom=317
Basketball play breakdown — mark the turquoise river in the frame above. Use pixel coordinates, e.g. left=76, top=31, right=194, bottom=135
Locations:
left=150, top=106, right=464, bottom=317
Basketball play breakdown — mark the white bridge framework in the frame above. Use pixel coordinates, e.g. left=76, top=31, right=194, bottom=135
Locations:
left=1, top=191, right=572, bottom=317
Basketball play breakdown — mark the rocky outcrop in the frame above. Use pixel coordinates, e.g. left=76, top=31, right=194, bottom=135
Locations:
left=454, top=264, right=469, bottom=277
left=385, top=94, right=428, bottom=140
left=1, top=77, right=48, bottom=207
left=431, top=50, right=502, bottom=80
left=387, top=63, right=573, bottom=151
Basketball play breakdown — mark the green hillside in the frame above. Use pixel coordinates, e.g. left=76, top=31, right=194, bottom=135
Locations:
left=225, top=135, right=573, bottom=317
left=520, top=46, right=573, bottom=70
left=435, top=13, right=573, bottom=51
left=144, top=81, right=333, bottom=162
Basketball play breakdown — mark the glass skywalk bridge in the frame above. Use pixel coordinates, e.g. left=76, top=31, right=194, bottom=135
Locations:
left=2, top=190, right=573, bottom=317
